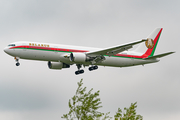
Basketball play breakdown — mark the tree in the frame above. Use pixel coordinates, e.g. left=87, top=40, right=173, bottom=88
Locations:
left=114, top=102, right=143, bottom=120
left=62, top=79, right=109, bottom=120
left=62, top=79, right=143, bottom=120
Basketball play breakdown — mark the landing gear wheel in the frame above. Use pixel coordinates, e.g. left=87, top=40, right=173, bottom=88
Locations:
left=75, top=71, right=80, bottom=75
left=93, top=65, right=98, bottom=70
left=80, top=69, right=84, bottom=73
left=75, top=69, right=84, bottom=75
left=16, top=63, right=20, bottom=66
left=14, top=57, right=20, bottom=66
left=89, top=67, right=94, bottom=71
left=89, top=65, right=98, bottom=71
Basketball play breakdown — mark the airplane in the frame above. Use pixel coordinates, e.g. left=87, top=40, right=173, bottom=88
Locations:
left=4, top=28, right=174, bottom=75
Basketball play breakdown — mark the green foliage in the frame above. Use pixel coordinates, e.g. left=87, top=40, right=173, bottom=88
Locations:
left=62, top=79, right=143, bottom=120
left=102, top=112, right=112, bottom=120
left=62, top=79, right=110, bottom=120
left=114, top=102, right=143, bottom=120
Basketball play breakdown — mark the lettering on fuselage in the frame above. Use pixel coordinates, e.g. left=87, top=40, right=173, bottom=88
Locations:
left=29, top=43, right=49, bottom=47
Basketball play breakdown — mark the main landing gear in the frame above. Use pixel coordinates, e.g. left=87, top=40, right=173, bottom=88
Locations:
left=75, top=64, right=84, bottom=75
left=15, top=57, right=20, bottom=66
left=75, top=69, right=84, bottom=75
left=75, top=64, right=99, bottom=75
left=89, top=65, right=98, bottom=71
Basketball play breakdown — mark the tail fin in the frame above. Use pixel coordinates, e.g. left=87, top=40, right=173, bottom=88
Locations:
left=134, top=28, right=163, bottom=57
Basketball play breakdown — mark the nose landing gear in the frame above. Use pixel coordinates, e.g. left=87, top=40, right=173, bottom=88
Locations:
left=16, top=62, right=20, bottom=66
left=15, top=57, right=20, bottom=66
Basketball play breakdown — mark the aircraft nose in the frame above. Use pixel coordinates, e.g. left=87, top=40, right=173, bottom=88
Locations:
left=4, top=47, right=8, bottom=53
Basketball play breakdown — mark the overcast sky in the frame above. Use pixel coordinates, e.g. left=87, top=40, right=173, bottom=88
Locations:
left=0, top=0, right=179, bottom=120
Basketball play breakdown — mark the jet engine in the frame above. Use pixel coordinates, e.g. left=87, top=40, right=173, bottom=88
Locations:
left=70, top=53, right=89, bottom=63
left=48, top=61, right=70, bottom=70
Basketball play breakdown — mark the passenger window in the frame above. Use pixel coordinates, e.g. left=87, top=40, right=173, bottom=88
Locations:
left=8, top=44, right=15, bottom=46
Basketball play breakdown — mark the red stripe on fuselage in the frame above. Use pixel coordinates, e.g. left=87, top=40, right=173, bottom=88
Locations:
left=10, top=45, right=146, bottom=59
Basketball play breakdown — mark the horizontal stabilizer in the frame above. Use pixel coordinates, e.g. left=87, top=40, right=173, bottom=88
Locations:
left=144, top=52, right=175, bottom=60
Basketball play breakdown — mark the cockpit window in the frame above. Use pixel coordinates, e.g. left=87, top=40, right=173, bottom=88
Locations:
left=8, top=44, right=16, bottom=46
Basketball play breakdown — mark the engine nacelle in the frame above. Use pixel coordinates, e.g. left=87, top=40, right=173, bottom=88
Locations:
left=48, top=61, right=70, bottom=70
left=70, top=52, right=88, bottom=63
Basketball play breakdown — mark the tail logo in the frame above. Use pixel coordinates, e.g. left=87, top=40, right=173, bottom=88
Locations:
left=145, top=38, right=154, bottom=49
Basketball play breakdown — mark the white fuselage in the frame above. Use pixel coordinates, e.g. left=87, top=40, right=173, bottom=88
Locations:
left=4, top=41, right=158, bottom=68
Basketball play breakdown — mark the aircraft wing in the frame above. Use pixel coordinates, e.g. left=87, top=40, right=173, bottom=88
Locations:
left=86, top=39, right=146, bottom=57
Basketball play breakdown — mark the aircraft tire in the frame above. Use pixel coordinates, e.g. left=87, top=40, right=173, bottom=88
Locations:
left=89, top=67, right=94, bottom=71
left=16, top=63, right=20, bottom=66
left=75, top=71, right=80, bottom=75
left=75, top=70, right=84, bottom=75
left=80, top=69, right=84, bottom=73
left=93, top=65, right=98, bottom=70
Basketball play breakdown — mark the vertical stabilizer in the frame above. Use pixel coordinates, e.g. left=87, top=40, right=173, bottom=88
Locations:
left=134, top=28, right=163, bottom=57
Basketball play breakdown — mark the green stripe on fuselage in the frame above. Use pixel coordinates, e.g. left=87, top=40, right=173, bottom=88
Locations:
left=13, top=47, right=143, bottom=60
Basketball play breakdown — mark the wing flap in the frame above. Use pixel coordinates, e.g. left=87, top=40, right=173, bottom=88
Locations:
left=106, top=45, right=132, bottom=56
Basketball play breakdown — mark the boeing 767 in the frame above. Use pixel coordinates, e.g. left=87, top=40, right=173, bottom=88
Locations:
left=4, top=28, right=174, bottom=75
